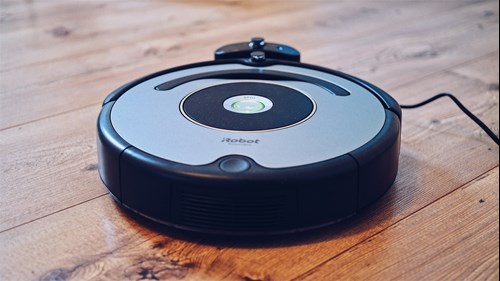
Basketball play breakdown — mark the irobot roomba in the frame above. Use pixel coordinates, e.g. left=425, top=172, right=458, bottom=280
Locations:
left=97, top=38, right=401, bottom=235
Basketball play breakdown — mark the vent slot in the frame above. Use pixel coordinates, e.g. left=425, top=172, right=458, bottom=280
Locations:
left=175, top=188, right=294, bottom=232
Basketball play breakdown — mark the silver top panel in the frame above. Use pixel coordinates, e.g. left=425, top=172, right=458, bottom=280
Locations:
left=111, top=64, right=386, bottom=168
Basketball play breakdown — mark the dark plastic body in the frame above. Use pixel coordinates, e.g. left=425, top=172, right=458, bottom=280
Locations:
left=97, top=55, right=401, bottom=235
left=215, top=41, right=301, bottom=62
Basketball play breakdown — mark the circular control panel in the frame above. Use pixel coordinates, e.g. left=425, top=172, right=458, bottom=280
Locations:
left=181, top=82, right=315, bottom=131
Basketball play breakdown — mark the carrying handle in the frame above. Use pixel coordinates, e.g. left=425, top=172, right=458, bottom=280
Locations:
left=214, top=37, right=301, bottom=62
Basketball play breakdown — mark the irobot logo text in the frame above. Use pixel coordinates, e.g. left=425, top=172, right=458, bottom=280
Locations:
left=222, top=138, right=260, bottom=144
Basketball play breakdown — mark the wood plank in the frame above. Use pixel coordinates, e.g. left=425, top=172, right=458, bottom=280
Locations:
left=0, top=1, right=177, bottom=32
left=1, top=0, right=497, bottom=129
left=0, top=0, right=304, bottom=70
left=397, top=51, right=499, bottom=144
left=0, top=52, right=497, bottom=280
left=0, top=196, right=161, bottom=281
left=0, top=105, right=105, bottom=231
left=296, top=167, right=499, bottom=281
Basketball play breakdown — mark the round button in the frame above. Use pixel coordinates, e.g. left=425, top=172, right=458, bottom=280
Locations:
left=219, top=157, right=251, bottom=173
left=232, top=100, right=264, bottom=113
left=249, top=37, right=265, bottom=48
left=223, top=95, right=273, bottom=114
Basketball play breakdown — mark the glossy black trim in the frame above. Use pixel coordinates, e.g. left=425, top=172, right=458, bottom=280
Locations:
left=96, top=101, right=130, bottom=200
left=350, top=110, right=401, bottom=209
left=118, top=148, right=359, bottom=234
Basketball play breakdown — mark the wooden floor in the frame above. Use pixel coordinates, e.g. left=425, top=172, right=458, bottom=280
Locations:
left=1, top=0, right=499, bottom=280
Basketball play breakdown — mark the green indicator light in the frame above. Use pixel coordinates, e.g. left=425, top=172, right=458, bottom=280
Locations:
left=223, top=95, right=273, bottom=114
left=231, top=100, right=265, bottom=113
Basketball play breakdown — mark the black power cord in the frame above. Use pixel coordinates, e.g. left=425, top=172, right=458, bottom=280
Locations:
left=400, top=93, right=499, bottom=145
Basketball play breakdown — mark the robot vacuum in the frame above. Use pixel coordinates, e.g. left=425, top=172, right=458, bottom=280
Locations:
left=97, top=38, right=401, bottom=235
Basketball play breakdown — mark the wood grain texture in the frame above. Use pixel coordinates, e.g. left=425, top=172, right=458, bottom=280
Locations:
left=1, top=0, right=498, bottom=129
left=0, top=105, right=103, bottom=231
left=0, top=0, right=498, bottom=280
left=297, top=168, right=500, bottom=281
